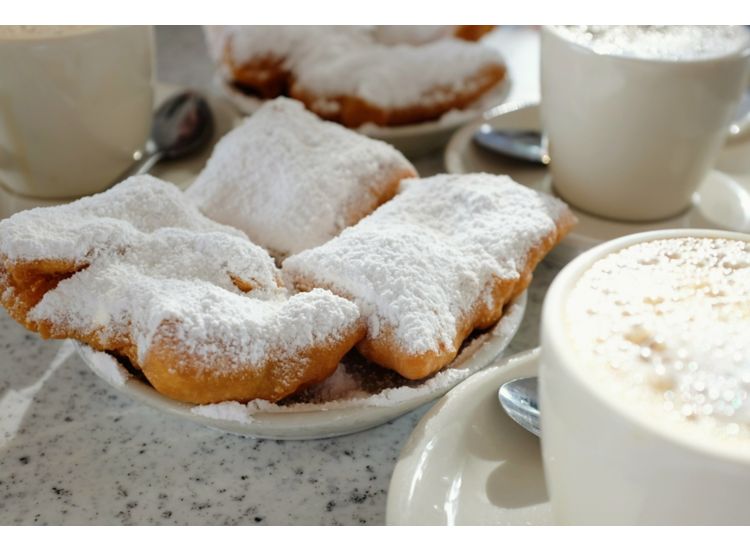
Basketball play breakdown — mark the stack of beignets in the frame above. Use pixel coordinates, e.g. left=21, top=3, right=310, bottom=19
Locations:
left=215, top=26, right=506, bottom=127
left=0, top=176, right=363, bottom=404
left=0, top=101, right=575, bottom=406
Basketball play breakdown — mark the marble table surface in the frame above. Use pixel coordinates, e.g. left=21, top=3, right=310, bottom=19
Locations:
left=0, top=26, right=559, bottom=525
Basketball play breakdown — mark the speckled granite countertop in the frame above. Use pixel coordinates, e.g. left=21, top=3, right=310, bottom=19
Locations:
left=0, top=26, right=553, bottom=525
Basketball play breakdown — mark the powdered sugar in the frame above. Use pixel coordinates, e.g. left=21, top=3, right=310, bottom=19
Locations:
left=80, top=345, right=131, bottom=387
left=193, top=400, right=255, bottom=423
left=293, top=38, right=503, bottom=109
left=221, top=26, right=505, bottom=109
left=0, top=175, right=241, bottom=263
left=227, top=26, right=365, bottom=69
left=3, top=176, right=361, bottom=375
left=284, top=174, right=570, bottom=355
left=370, top=26, right=456, bottom=46
left=187, top=98, right=416, bottom=257
left=29, top=231, right=358, bottom=369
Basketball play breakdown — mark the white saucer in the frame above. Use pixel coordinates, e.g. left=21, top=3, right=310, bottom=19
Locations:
left=216, top=73, right=511, bottom=159
left=77, top=293, right=526, bottom=440
left=445, top=103, right=750, bottom=255
left=386, top=348, right=551, bottom=525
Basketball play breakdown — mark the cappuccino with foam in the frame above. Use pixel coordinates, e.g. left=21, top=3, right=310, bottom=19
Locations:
left=549, top=25, right=750, bottom=61
left=566, top=237, right=750, bottom=449
left=542, top=231, right=750, bottom=524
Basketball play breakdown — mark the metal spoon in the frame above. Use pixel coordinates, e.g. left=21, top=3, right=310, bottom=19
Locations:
left=473, top=125, right=549, bottom=166
left=498, top=376, right=540, bottom=437
left=128, top=90, right=214, bottom=176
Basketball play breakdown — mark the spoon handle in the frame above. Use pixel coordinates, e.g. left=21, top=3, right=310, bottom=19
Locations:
left=132, top=150, right=164, bottom=177
left=473, top=126, right=550, bottom=166
left=498, top=376, right=541, bottom=437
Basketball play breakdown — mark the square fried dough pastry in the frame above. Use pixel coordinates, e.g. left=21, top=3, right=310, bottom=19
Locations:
left=186, top=97, right=417, bottom=258
left=0, top=176, right=363, bottom=404
left=283, top=174, right=576, bottom=380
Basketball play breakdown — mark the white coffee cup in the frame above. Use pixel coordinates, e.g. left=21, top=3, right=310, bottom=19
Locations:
left=541, top=26, right=750, bottom=222
left=0, top=26, right=154, bottom=199
left=540, top=228, right=750, bottom=525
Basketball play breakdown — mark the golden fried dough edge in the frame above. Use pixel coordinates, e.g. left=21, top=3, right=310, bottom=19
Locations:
left=142, top=318, right=366, bottom=404
left=0, top=255, right=87, bottom=332
left=454, top=25, right=496, bottom=42
left=291, top=64, right=507, bottom=128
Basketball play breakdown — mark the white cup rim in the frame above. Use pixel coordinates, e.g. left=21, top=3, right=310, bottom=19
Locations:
left=541, top=25, right=750, bottom=65
left=0, top=25, right=123, bottom=43
left=543, top=228, right=750, bottom=465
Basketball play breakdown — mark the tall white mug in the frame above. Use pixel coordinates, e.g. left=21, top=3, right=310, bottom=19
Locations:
left=0, top=26, right=154, bottom=199
left=541, top=26, right=750, bottom=222
left=541, top=229, right=750, bottom=525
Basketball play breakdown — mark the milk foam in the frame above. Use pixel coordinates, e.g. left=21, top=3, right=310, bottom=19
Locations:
left=551, top=25, right=750, bottom=60
left=0, top=26, right=106, bottom=40
left=566, top=237, right=750, bottom=446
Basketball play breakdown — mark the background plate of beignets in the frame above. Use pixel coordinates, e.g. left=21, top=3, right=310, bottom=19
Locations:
left=206, top=26, right=494, bottom=69
left=0, top=175, right=363, bottom=404
left=210, top=26, right=509, bottom=156
left=215, top=26, right=505, bottom=128
left=187, top=97, right=417, bottom=258
left=288, top=33, right=506, bottom=128
left=283, top=174, right=576, bottom=380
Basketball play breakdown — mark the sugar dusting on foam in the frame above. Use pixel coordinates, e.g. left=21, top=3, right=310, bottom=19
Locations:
left=284, top=174, right=570, bottom=356
left=566, top=237, right=750, bottom=447
left=187, top=97, right=415, bottom=258
left=551, top=25, right=750, bottom=60
left=1, top=176, right=360, bottom=374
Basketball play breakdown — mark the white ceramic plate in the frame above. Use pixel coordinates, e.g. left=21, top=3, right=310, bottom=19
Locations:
left=77, top=293, right=527, bottom=440
left=445, top=103, right=750, bottom=257
left=215, top=73, right=511, bottom=158
left=386, top=348, right=551, bottom=525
